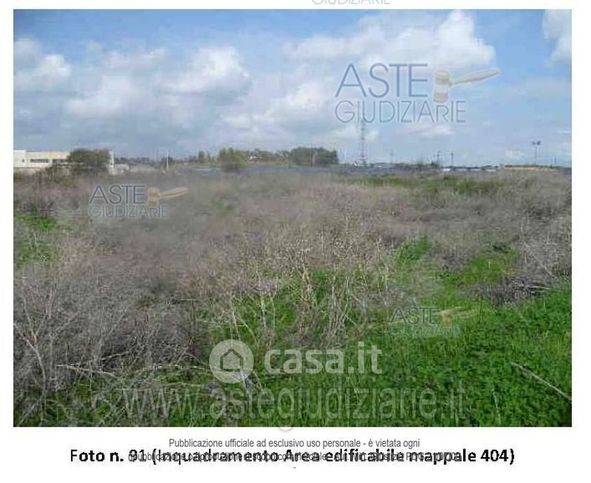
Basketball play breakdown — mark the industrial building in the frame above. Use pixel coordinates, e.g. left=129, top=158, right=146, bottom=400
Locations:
left=14, top=149, right=118, bottom=174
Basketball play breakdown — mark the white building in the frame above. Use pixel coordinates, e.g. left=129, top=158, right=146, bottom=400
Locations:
left=14, top=150, right=117, bottom=174
left=13, top=150, right=70, bottom=173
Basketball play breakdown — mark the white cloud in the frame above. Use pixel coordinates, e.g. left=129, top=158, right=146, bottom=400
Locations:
left=104, top=48, right=167, bottom=71
left=14, top=38, right=41, bottom=61
left=431, top=10, right=495, bottom=68
left=286, top=10, right=495, bottom=70
left=66, top=75, right=141, bottom=118
left=62, top=45, right=251, bottom=124
left=14, top=39, right=257, bottom=153
left=543, top=10, right=571, bottom=64
left=64, top=49, right=165, bottom=119
left=264, top=81, right=331, bottom=123
left=504, top=149, right=526, bottom=161
left=13, top=11, right=569, bottom=164
left=221, top=113, right=254, bottom=130
left=168, top=46, right=251, bottom=96
left=225, top=10, right=494, bottom=149
left=405, top=123, right=455, bottom=139
left=14, top=38, right=71, bottom=92
left=13, top=12, right=495, bottom=155
left=216, top=77, right=339, bottom=146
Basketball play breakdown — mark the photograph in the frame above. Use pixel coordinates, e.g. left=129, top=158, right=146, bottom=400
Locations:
left=13, top=8, right=571, bottom=427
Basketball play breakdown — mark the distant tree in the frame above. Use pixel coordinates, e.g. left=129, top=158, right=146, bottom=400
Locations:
left=218, top=148, right=246, bottom=173
left=277, top=150, right=291, bottom=164
left=251, top=149, right=275, bottom=163
left=315, top=148, right=339, bottom=166
left=288, top=147, right=339, bottom=166
left=197, top=151, right=207, bottom=164
left=67, top=149, right=110, bottom=175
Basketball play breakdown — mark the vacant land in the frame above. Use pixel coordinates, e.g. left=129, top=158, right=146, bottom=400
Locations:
left=14, top=169, right=571, bottom=426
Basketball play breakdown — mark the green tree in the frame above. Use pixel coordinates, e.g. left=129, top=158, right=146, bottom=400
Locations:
left=288, top=147, right=339, bottom=166
left=218, top=148, right=246, bottom=173
left=67, top=149, right=110, bottom=175
left=251, top=149, right=275, bottom=163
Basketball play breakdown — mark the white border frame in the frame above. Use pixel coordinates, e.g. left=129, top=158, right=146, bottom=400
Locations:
left=1, top=1, right=586, bottom=480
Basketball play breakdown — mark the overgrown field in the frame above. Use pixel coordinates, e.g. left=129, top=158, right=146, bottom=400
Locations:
left=13, top=169, right=571, bottom=426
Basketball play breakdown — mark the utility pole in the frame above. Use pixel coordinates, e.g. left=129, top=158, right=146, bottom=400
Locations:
left=450, top=151, right=455, bottom=167
left=435, top=150, right=441, bottom=165
left=531, top=140, right=541, bottom=164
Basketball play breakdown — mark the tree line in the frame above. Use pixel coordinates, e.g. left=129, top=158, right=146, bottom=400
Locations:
left=118, top=147, right=339, bottom=171
left=44, top=146, right=339, bottom=176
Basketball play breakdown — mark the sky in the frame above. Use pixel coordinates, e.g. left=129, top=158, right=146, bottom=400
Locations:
left=14, top=9, right=571, bottom=165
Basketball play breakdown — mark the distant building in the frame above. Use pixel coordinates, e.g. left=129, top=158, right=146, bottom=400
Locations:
left=14, top=149, right=117, bottom=174
left=13, top=150, right=70, bottom=173
left=440, top=165, right=499, bottom=173
left=128, top=164, right=157, bottom=174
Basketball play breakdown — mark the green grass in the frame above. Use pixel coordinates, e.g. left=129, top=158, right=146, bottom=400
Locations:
left=443, top=245, right=518, bottom=288
left=14, top=213, right=61, bottom=268
left=21, top=237, right=571, bottom=427
left=15, top=213, right=59, bottom=231
left=351, top=173, right=502, bottom=197
left=395, top=235, right=432, bottom=265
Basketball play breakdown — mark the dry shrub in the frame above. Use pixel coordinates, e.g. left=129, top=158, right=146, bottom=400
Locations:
left=13, top=168, right=571, bottom=422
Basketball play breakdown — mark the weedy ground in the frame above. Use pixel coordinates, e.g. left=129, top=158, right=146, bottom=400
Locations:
left=13, top=169, right=571, bottom=426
